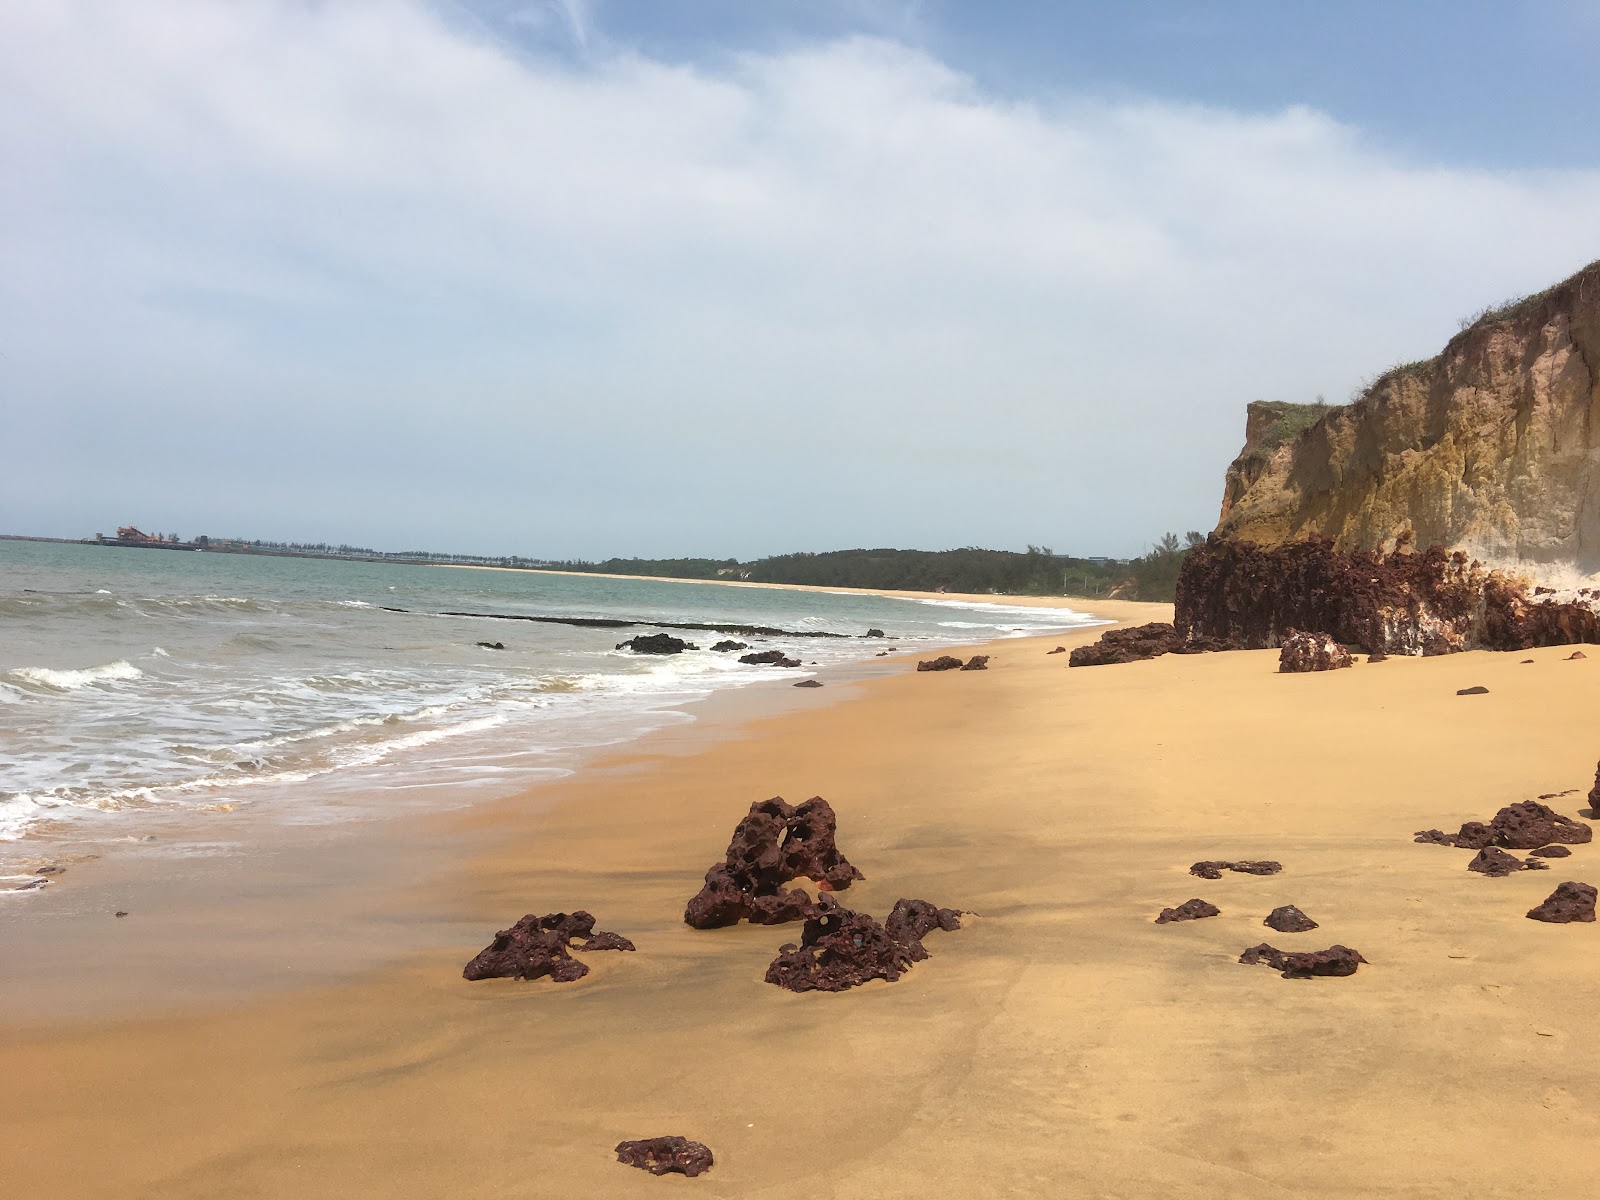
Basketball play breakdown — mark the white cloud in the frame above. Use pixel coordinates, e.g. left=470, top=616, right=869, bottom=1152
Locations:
left=3, top=0, right=1598, bottom=555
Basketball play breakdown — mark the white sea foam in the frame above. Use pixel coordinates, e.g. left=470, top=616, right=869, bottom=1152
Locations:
left=6, top=660, right=144, bottom=691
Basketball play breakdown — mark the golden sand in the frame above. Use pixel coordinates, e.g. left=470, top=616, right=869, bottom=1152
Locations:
left=5, top=601, right=1600, bottom=1198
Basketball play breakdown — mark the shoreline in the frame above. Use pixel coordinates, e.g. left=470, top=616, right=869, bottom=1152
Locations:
left=13, top=604, right=1600, bottom=1196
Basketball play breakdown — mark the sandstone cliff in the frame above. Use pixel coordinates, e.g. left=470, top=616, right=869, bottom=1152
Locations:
left=1217, top=260, right=1600, bottom=576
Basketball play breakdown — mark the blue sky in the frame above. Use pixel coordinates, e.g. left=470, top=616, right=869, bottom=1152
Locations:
left=3, top=1, right=1599, bottom=558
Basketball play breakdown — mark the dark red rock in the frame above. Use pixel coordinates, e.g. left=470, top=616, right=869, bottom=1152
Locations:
left=1570, top=650, right=1588, bottom=660
left=739, top=649, right=800, bottom=667
left=1278, top=630, right=1353, bottom=672
left=614, top=1136, right=714, bottom=1178
left=1047, top=646, right=1067, bottom=654
left=1240, top=943, right=1366, bottom=978
left=1457, top=685, right=1490, bottom=695
left=1530, top=845, right=1573, bottom=858
left=710, top=640, right=748, bottom=652
left=617, top=633, right=698, bottom=655
left=1525, top=881, right=1597, bottom=923
left=1067, top=622, right=1182, bottom=667
left=1414, top=829, right=1454, bottom=845
left=763, top=893, right=961, bottom=992
left=1190, top=860, right=1282, bottom=879
left=882, top=897, right=964, bottom=960
left=917, top=655, right=965, bottom=672
left=1467, top=847, right=1546, bottom=877
left=1490, top=801, right=1592, bottom=849
left=1452, top=821, right=1495, bottom=849
left=960, top=655, right=990, bottom=671
left=1589, top=761, right=1600, bottom=815
left=1368, top=652, right=1388, bottom=663
left=463, top=911, right=636, bottom=983
left=683, top=796, right=863, bottom=929
left=1264, top=904, right=1319, bottom=932
left=1155, top=898, right=1220, bottom=924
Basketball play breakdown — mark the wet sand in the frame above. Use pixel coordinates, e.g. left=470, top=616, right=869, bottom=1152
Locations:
left=6, top=604, right=1600, bottom=1198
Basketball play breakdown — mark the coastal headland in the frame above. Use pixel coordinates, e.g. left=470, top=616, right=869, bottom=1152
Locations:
left=5, top=590, right=1599, bottom=1198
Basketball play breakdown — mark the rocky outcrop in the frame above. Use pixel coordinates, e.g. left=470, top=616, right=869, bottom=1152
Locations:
left=1068, top=623, right=1182, bottom=666
left=738, top=649, right=799, bottom=667
left=1239, top=943, right=1366, bottom=978
left=463, top=911, right=636, bottom=983
left=1216, top=260, right=1600, bottom=574
left=710, top=640, right=748, bottom=652
left=1190, top=860, right=1282, bottom=880
left=1155, top=898, right=1220, bottom=924
left=683, top=797, right=863, bottom=929
left=1278, top=630, right=1352, bottom=672
left=1416, top=801, right=1591, bottom=851
left=1526, top=882, right=1597, bottom=923
left=763, top=894, right=962, bottom=993
left=617, top=634, right=697, bottom=654
left=615, top=1137, right=714, bottom=1178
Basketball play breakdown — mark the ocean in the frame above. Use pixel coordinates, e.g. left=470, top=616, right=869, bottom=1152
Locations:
left=0, top=539, right=1099, bottom=882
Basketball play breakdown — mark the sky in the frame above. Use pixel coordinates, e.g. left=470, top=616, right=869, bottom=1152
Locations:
left=4, top=1, right=1600, bottom=560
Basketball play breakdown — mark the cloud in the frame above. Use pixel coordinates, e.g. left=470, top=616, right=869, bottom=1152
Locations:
left=3, top=0, right=1598, bottom=556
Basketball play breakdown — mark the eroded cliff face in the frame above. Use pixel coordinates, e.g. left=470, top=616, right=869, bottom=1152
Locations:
left=1217, top=261, right=1600, bottom=576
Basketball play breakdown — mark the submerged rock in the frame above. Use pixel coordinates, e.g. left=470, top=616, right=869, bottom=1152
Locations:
left=865, top=628, right=886, bottom=638
left=1240, top=943, right=1366, bottom=978
left=1264, top=904, right=1319, bottom=933
left=683, top=796, right=863, bottom=929
left=617, top=634, right=697, bottom=655
left=614, top=1136, right=714, bottom=1178
left=475, top=641, right=506, bottom=650
left=1155, top=898, right=1220, bottom=924
left=1278, top=630, right=1352, bottom=673
left=1526, top=881, right=1597, bottom=923
left=763, top=893, right=961, bottom=993
left=463, top=911, right=636, bottom=983
left=738, top=649, right=800, bottom=667
left=710, top=640, right=748, bottom=652
left=1190, top=860, right=1283, bottom=880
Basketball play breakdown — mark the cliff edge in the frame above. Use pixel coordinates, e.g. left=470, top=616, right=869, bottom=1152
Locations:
left=1217, top=260, right=1600, bottom=576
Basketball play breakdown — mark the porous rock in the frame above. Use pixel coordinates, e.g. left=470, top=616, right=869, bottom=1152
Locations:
left=683, top=796, right=863, bottom=929
left=1190, top=860, right=1282, bottom=880
left=1278, top=630, right=1353, bottom=673
left=710, top=640, right=748, bottom=652
left=617, top=633, right=697, bottom=655
left=1525, top=881, right=1597, bottom=923
left=463, top=911, right=636, bottom=983
left=1530, top=845, right=1573, bottom=858
left=1589, top=760, right=1600, bottom=815
left=1414, top=829, right=1454, bottom=845
left=1068, top=622, right=1183, bottom=667
left=960, top=655, right=989, bottom=671
left=739, top=649, right=800, bottom=667
left=1490, top=801, right=1592, bottom=849
left=1264, top=904, right=1319, bottom=932
left=763, top=894, right=961, bottom=993
left=1155, top=898, right=1220, bottom=924
left=1240, top=943, right=1366, bottom=978
left=917, top=655, right=965, bottom=672
left=614, top=1136, right=714, bottom=1178
left=1467, top=847, right=1546, bottom=877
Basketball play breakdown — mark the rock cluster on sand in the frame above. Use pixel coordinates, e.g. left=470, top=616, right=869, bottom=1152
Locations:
left=764, top=894, right=962, bottom=993
left=614, top=1137, right=714, bottom=1178
left=463, top=911, right=636, bottom=983
left=683, top=796, right=863, bottom=929
left=1239, top=943, right=1366, bottom=978
left=1278, top=630, right=1352, bottom=673
left=1068, top=622, right=1182, bottom=666
left=1189, top=860, right=1282, bottom=880
left=1467, top=847, right=1548, bottom=877
left=738, top=649, right=799, bottom=668
left=1154, top=898, right=1220, bottom=924
left=1264, top=904, right=1319, bottom=932
left=917, top=655, right=990, bottom=672
left=1415, top=801, right=1592, bottom=852
left=617, top=634, right=697, bottom=655
left=1525, top=882, right=1597, bottom=923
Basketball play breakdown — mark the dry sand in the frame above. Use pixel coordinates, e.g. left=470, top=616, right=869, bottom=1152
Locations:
left=6, top=601, right=1600, bottom=1199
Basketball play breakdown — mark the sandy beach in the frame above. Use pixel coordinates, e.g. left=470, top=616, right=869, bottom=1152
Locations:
left=6, top=596, right=1600, bottom=1198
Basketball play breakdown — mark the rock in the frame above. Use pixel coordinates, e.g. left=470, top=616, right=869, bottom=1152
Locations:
left=614, top=1137, right=714, bottom=1178
left=617, top=634, right=697, bottom=655
left=1457, top=685, right=1490, bottom=695
left=1589, top=760, right=1600, bottom=815
left=1264, top=904, right=1319, bottom=932
left=462, top=911, right=636, bottom=983
left=1068, top=622, right=1183, bottom=667
left=1240, top=943, right=1367, bottom=978
left=793, top=679, right=823, bottom=688
left=1570, top=650, right=1588, bottom=660
left=960, top=655, right=989, bottom=671
left=475, top=641, right=505, bottom=650
left=763, top=893, right=961, bottom=993
left=1155, top=898, right=1220, bottom=924
left=865, top=628, right=886, bottom=638
left=683, top=796, right=863, bottom=929
left=1048, top=646, right=1067, bottom=654
left=1489, top=801, right=1592, bottom=849
left=1530, top=844, right=1573, bottom=858
left=1414, top=829, right=1454, bottom=845
left=1451, top=821, right=1495, bottom=849
left=1278, top=629, right=1353, bottom=672
left=114, top=910, right=128, bottom=917
left=11, top=877, right=48, bottom=891
left=710, top=640, right=748, bottom=652
left=917, top=655, right=964, bottom=671
left=738, top=649, right=799, bottom=667
left=1525, top=881, right=1597, bottom=923
left=1467, top=847, right=1546, bottom=877
left=34, top=864, right=65, bottom=876
left=1189, top=860, right=1282, bottom=879
left=1368, top=652, right=1388, bottom=663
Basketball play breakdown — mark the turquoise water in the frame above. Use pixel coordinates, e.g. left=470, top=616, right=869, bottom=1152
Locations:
left=0, top=539, right=1099, bottom=872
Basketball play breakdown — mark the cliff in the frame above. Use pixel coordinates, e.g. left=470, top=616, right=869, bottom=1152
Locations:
left=1216, top=260, right=1600, bottom=576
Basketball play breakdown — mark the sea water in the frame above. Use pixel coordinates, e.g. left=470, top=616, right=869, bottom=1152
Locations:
left=0, top=540, right=1099, bottom=880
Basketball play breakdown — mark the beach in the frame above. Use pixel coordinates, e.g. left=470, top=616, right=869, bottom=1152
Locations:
left=5, top=597, right=1600, bottom=1198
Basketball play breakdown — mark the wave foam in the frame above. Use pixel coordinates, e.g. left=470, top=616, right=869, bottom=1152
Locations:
left=6, top=661, right=144, bottom=691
